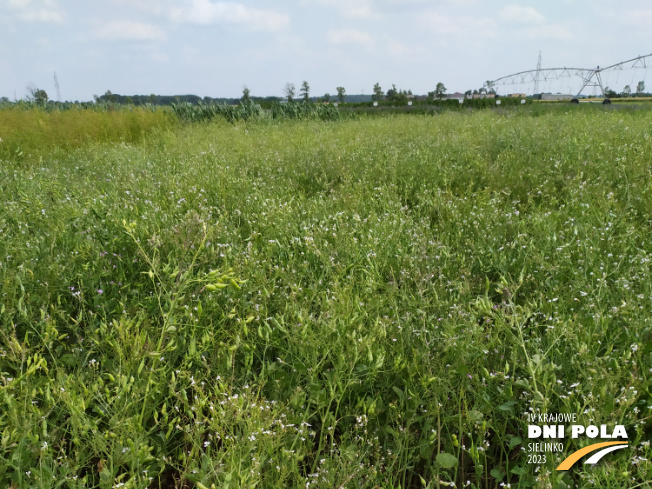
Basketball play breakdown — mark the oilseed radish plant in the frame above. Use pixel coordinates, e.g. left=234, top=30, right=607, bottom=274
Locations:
left=0, top=105, right=651, bottom=488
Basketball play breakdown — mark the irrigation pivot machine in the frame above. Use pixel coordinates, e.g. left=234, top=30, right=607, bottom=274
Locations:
left=487, top=53, right=652, bottom=99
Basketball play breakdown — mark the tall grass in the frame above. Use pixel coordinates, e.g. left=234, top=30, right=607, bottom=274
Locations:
left=0, top=105, right=175, bottom=158
left=0, top=108, right=650, bottom=488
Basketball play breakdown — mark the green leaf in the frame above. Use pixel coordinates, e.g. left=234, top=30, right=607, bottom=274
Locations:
left=436, top=452, right=458, bottom=469
left=509, top=435, right=522, bottom=450
left=510, top=466, right=527, bottom=476
left=490, top=467, right=505, bottom=481
left=498, top=401, right=517, bottom=412
left=456, top=364, right=469, bottom=376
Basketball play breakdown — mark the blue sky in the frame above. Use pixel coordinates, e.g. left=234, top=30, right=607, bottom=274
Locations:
left=1, top=0, right=651, bottom=101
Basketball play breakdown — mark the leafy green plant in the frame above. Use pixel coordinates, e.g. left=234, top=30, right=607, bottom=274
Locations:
left=1, top=106, right=651, bottom=488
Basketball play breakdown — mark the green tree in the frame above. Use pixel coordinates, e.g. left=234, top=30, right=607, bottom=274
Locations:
left=386, top=84, right=398, bottom=100
left=242, top=85, right=251, bottom=102
left=300, top=81, right=310, bottom=102
left=636, top=81, right=645, bottom=96
left=104, top=90, right=117, bottom=103
left=26, top=84, right=48, bottom=104
left=386, top=84, right=408, bottom=105
left=372, top=83, right=383, bottom=101
left=622, top=85, right=632, bottom=97
left=323, top=93, right=332, bottom=103
left=604, top=87, right=618, bottom=98
left=34, top=89, right=48, bottom=104
left=435, top=82, right=447, bottom=100
left=336, top=86, right=346, bottom=103
left=284, top=82, right=296, bottom=102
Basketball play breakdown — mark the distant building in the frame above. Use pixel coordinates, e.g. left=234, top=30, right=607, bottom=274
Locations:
left=445, top=92, right=465, bottom=101
left=541, top=93, right=573, bottom=101
left=508, top=93, right=527, bottom=98
left=472, top=93, right=496, bottom=99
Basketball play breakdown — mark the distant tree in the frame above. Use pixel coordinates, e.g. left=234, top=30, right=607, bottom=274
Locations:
left=386, top=84, right=409, bottom=104
left=125, top=96, right=133, bottom=105
left=427, top=91, right=435, bottom=100
left=26, top=83, right=37, bottom=100
left=336, top=86, right=346, bottom=103
left=604, top=87, right=618, bottom=98
left=26, top=84, right=48, bottom=104
left=34, top=89, right=48, bottom=104
left=434, top=82, right=447, bottom=100
left=300, top=81, right=310, bottom=102
left=372, top=83, right=383, bottom=101
left=386, top=84, right=398, bottom=100
left=104, top=90, right=117, bottom=103
left=284, top=82, right=296, bottom=102
left=636, top=81, right=645, bottom=96
left=464, top=90, right=472, bottom=98
left=242, top=85, right=251, bottom=102
left=622, top=85, right=632, bottom=97
left=323, top=93, right=331, bottom=103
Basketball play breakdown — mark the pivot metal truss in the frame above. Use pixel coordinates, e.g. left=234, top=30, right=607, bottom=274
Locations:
left=488, top=53, right=652, bottom=98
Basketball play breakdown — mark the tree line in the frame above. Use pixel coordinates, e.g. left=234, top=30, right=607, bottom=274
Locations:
left=17, top=77, right=646, bottom=109
left=603, top=81, right=647, bottom=99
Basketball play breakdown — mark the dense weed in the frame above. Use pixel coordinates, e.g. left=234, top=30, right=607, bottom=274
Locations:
left=0, top=108, right=651, bottom=488
left=0, top=105, right=175, bottom=158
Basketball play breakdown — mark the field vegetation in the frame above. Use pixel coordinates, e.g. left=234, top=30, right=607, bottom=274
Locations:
left=0, top=103, right=176, bottom=159
left=0, top=105, right=651, bottom=488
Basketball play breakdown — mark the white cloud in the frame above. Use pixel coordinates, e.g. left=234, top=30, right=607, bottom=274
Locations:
left=521, top=23, right=572, bottom=41
left=327, top=29, right=373, bottom=46
left=5, top=0, right=64, bottom=22
left=303, top=0, right=476, bottom=18
left=301, top=0, right=375, bottom=18
left=169, top=1, right=289, bottom=32
left=499, top=5, right=545, bottom=24
left=384, top=36, right=418, bottom=57
left=97, top=21, right=167, bottom=42
left=611, top=8, right=652, bottom=27
left=420, top=12, right=498, bottom=40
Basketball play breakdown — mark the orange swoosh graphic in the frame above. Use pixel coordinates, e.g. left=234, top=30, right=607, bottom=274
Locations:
left=557, top=442, right=628, bottom=471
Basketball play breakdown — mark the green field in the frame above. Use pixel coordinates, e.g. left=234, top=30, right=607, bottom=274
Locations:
left=1, top=106, right=651, bottom=488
